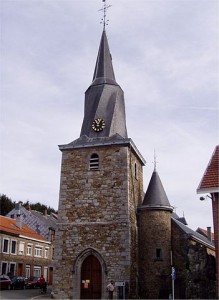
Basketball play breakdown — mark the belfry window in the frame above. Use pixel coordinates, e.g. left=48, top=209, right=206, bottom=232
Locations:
left=89, top=153, right=99, bottom=170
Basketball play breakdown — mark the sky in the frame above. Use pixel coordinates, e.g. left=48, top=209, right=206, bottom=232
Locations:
left=1, top=0, right=218, bottom=231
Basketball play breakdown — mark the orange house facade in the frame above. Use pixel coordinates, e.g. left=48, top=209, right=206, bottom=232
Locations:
left=0, top=215, right=53, bottom=284
left=197, top=145, right=219, bottom=298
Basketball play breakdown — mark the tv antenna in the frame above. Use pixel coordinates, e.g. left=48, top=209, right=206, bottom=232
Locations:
left=99, top=0, right=112, bottom=29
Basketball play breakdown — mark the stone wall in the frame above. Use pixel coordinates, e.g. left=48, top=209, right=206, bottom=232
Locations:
left=138, top=209, right=172, bottom=299
left=171, top=220, right=216, bottom=299
left=53, top=144, right=144, bottom=299
left=128, top=150, right=144, bottom=298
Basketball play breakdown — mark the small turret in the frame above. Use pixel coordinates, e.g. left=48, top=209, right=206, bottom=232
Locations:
left=138, top=169, right=173, bottom=299
left=142, top=169, right=173, bottom=211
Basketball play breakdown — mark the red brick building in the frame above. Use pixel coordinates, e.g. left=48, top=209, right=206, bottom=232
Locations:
left=0, top=215, right=53, bottom=284
left=197, top=145, right=219, bottom=298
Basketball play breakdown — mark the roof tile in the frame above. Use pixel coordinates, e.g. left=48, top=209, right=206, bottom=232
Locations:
left=197, top=145, right=219, bottom=192
left=0, top=215, right=46, bottom=241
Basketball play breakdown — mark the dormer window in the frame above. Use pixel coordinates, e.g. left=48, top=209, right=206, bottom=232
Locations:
left=89, top=154, right=99, bottom=170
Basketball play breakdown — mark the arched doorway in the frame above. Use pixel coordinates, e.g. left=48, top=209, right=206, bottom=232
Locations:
left=80, top=254, right=102, bottom=299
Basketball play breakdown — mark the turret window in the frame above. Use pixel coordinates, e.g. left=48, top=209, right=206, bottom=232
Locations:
left=134, top=163, right=138, bottom=179
left=89, top=153, right=99, bottom=170
left=155, top=248, right=163, bottom=260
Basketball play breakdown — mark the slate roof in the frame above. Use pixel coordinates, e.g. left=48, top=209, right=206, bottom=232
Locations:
left=142, top=170, right=173, bottom=211
left=59, top=134, right=146, bottom=165
left=196, top=227, right=215, bottom=242
left=0, top=215, right=47, bottom=242
left=91, top=29, right=118, bottom=87
left=80, top=30, right=128, bottom=139
left=197, top=145, right=219, bottom=193
left=7, top=206, right=57, bottom=241
left=172, top=212, right=188, bottom=225
left=172, top=216, right=215, bottom=249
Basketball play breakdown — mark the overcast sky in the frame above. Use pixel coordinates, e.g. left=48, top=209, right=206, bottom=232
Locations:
left=1, top=0, right=218, bottom=231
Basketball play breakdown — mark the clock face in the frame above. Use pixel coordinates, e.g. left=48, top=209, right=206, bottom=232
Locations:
left=92, top=118, right=106, bottom=132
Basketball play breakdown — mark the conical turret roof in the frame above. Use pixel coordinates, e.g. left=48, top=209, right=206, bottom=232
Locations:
left=142, top=170, right=173, bottom=211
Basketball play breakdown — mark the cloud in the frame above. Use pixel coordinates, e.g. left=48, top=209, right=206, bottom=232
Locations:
left=1, top=0, right=218, bottom=232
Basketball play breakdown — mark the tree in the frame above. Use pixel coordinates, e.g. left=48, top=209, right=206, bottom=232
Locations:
left=0, top=194, right=15, bottom=216
left=0, top=194, right=58, bottom=216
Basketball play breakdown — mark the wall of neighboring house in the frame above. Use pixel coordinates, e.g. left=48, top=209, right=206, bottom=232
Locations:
left=212, top=194, right=218, bottom=251
left=171, top=221, right=216, bottom=299
left=212, top=193, right=219, bottom=299
left=0, top=233, right=53, bottom=284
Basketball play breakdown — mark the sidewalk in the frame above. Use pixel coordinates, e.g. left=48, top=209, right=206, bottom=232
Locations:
left=31, top=287, right=53, bottom=299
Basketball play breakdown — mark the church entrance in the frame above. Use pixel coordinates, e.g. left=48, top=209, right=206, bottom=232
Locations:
left=80, top=254, right=102, bottom=299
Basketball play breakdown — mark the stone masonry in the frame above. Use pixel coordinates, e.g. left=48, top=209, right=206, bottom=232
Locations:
left=53, top=143, right=144, bottom=299
left=138, top=209, right=172, bottom=299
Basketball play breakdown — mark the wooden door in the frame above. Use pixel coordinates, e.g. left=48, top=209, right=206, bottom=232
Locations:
left=80, top=255, right=102, bottom=299
left=17, top=263, right=23, bottom=276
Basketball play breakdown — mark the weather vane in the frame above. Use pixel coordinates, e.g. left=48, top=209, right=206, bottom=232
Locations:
left=99, top=0, right=112, bottom=29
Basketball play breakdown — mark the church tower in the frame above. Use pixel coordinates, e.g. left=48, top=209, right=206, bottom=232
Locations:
left=138, top=167, right=173, bottom=299
left=53, top=27, right=145, bottom=299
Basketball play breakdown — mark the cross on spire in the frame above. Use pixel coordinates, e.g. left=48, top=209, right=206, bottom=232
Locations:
left=99, top=0, right=112, bottom=30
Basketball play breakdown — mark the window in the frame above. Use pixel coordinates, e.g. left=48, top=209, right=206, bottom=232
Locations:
left=156, top=248, right=163, bottom=260
left=45, top=248, right=49, bottom=258
left=1, top=262, right=8, bottom=275
left=34, top=247, right=42, bottom=257
left=9, top=263, right=16, bottom=276
left=43, top=267, right=48, bottom=281
left=2, top=239, right=9, bottom=253
left=26, top=265, right=30, bottom=278
left=11, top=240, right=17, bottom=254
left=19, top=242, right=24, bottom=255
left=134, top=162, right=138, bottom=179
left=34, top=266, right=41, bottom=277
left=27, top=244, right=32, bottom=256
left=89, top=153, right=99, bottom=170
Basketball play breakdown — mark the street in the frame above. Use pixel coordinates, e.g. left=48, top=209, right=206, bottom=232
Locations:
left=0, top=288, right=51, bottom=300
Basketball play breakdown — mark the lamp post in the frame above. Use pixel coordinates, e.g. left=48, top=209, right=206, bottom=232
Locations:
left=171, top=267, right=176, bottom=300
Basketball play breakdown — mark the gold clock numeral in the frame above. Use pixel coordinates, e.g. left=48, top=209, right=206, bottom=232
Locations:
left=92, top=118, right=105, bottom=132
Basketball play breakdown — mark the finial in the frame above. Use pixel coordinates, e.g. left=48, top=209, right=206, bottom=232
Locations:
left=153, top=149, right=158, bottom=171
left=98, top=0, right=112, bottom=30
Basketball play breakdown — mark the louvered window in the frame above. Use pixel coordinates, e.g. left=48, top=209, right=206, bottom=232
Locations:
left=89, top=153, right=99, bottom=170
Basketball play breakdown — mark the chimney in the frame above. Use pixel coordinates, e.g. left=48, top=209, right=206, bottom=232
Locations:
left=44, top=209, right=47, bottom=217
left=36, top=224, right=40, bottom=235
left=27, top=202, right=31, bottom=211
left=15, top=202, right=22, bottom=229
left=207, top=226, right=212, bottom=242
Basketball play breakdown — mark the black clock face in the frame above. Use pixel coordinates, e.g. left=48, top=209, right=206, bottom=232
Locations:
left=92, top=118, right=106, bottom=132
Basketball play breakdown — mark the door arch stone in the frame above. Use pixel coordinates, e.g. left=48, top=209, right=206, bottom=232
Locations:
left=72, top=248, right=108, bottom=299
